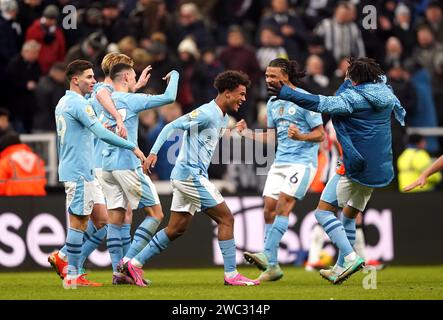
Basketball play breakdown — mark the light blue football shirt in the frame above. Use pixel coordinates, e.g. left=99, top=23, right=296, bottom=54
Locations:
left=90, top=82, right=114, bottom=169
left=55, top=90, right=98, bottom=182
left=102, top=70, right=179, bottom=171
left=267, top=87, right=323, bottom=167
left=151, top=100, right=229, bottom=180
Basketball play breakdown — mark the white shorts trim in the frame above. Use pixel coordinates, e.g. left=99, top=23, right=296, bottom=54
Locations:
left=64, top=177, right=95, bottom=216
left=170, top=177, right=224, bottom=215
left=263, top=163, right=317, bottom=200
left=336, top=176, right=373, bottom=211
left=101, top=168, right=160, bottom=210
left=93, top=168, right=106, bottom=205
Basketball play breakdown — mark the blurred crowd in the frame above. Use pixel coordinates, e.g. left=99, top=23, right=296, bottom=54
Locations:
left=1, top=0, right=443, bottom=186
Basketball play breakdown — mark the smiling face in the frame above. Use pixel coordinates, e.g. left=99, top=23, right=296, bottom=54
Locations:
left=265, top=66, right=289, bottom=89
left=73, top=68, right=96, bottom=95
left=225, top=85, right=247, bottom=113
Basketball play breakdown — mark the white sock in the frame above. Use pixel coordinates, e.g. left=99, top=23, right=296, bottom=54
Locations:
left=344, top=251, right=357, bottom=262
left=58, top=251, right=67, bottom=261
left=354, top=228, right=366, bottom=260
left=123, top=257, right=130, bottom=263
left=307, top=224, right=325, bottom=264
left=66, top=274, right=78, bottom=280
left=131, top=258, right=143, bottom=268
left=225, top=270, right=238, bottom=279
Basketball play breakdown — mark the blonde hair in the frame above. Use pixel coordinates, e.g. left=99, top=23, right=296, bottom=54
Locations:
left=101, top=52, right=134, bottom=76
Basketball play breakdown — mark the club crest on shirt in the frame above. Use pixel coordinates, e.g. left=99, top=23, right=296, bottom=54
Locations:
left=85, top=105, right=95, bottom=118
left=288, top=106, right=296, bottom=115
left=189, top=109, right=199, bottom=119
left=279, top=106, right=284, bottom=116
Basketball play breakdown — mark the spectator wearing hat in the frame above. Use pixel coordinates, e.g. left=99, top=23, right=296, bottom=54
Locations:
left=0, top=0, right=22, bottom=87
left=177, top=37, right=199, bottom=114
left=25, top=4, right=65, bottom=74
left=392, top=2, right=416, bottom=56
left=64, top=31, right=108, bottom=78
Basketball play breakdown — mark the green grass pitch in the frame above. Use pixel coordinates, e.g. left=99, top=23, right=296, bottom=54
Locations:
left=1, top=266, right=442, bottom=300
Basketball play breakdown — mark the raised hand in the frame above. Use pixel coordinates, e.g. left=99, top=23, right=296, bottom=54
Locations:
left=135, top=65, right=152, bottom=91
left=267, top=80, right=284, bottom=97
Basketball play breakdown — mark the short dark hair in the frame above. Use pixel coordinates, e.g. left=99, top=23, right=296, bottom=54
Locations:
left=110, top=63, right=133, bottom=80
left=0, top=131, right=20, bottom=152
left=347, top=57, right=384, bottom=84
left=213, top=70, right=250, bottom=93
left=268, top=58, right=306, bottom=86
left=66, top=60, right=93, bottom=82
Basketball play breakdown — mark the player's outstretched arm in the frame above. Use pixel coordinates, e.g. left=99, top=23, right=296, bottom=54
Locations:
left=149, top=115, right=190, bottom=157
left=144, top=70, right=180, bottom=109
left=403, top=155, right=443, bottom=192
left=269, top=82, right=354, bottom=115
left=96, top=87, right=127, bottom=138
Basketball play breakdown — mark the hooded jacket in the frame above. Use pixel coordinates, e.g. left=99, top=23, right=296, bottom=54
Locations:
left=278, top=78, right=406, bottom=187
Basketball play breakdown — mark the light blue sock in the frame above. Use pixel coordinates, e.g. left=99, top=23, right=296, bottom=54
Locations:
left=315, top=210, right=353, bottom=261
left=264, top=223, right=272, bottom=246
left=264, top=215, right=289, bottom=266
left=134, top=228, right=170, bottom=265
left=60, top=219, right=96, bottom=256
left=121, top=224, right=132, bottom=256
left=337, top=213, right=357, bottom=267
left=125, top=217, right=160, bottom=259
left=106, top=224, right=122, bottom=273
left=219, top=238, right=236, bottom=273
left=66, top=228, right=84, bottom=278
left=79, top=225, right=108, bottom=268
